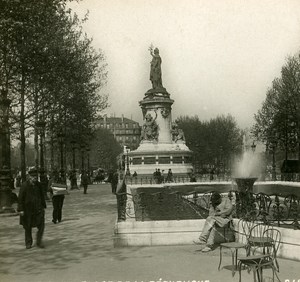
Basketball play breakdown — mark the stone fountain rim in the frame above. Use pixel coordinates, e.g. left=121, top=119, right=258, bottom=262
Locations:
left=233, top=177, right=258, bottom=180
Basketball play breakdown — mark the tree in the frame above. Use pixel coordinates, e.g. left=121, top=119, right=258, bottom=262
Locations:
left=252, top=55, right=300, bottom=161
left=89, top=128, right=122, bottom=170
left=0, top=0, right=108, bottom=180
left=176, top=114, right=242, bottom=172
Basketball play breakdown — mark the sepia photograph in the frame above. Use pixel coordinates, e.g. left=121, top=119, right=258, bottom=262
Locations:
left=1, top=0, right=300, bottom=281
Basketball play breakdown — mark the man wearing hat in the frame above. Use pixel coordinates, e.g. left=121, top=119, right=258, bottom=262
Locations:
left=18, top=167, right=47, bottom=249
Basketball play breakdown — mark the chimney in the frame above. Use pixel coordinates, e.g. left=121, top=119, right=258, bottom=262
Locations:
left=122, top=114, right=124, bottom=122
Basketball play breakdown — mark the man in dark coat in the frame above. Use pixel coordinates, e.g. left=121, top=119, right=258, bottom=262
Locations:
left=111, top=171, right=119, bottom=194
left=49, top=178, right=67, bottom=224
left=18, top=167, right=46, bottom=249
left=81, top=170, right=89, bottom=194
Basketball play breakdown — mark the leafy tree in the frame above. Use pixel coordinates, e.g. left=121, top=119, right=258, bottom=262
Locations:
left=88, top=128, right=122, bottom=170
left=0, top=0, right=108, bottom=180
left=252, top=55, right=300, bottom=160
left=176, top=114, right=242, bottom=173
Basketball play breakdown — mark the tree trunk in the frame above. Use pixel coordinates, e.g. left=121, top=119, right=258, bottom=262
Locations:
left=49, top=114, right=54, bottom=172
left=34, top=94, right=39, bottom=169
left=20, top=73, right=26, bottom=182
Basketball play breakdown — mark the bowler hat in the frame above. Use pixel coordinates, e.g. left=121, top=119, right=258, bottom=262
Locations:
left=28, top=167, right=38, bottom=176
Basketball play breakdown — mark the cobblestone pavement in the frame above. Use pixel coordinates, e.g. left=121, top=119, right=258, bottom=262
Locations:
left=0, top=184, right=299, bottom=282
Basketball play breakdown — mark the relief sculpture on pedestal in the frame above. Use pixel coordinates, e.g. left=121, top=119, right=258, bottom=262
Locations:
left=140, top=112, right=159, bottom=141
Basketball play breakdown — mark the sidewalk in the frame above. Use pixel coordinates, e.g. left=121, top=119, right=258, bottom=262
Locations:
left=0, top=184, right=299, bottom=282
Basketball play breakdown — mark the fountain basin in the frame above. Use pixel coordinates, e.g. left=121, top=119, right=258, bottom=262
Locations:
left=114, top=181, right=300, bottom=261
left=234, top=177, right=258, bottom=192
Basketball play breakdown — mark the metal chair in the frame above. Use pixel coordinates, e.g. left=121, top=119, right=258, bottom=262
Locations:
left=218, top=219, right=247, bottom=276
left=263, top=228, right=281, bottom=272
left=247, top=222, right=271, bottom=255
left=237, top=227, right=281, bottom=282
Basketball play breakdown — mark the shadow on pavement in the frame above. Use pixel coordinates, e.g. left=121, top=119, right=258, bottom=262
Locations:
left=0, top=184, right=146, bottom=277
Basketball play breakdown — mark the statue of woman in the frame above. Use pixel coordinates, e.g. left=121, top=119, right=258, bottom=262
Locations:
left=149, top=46, right=163, bottom=89
left=141, top=112, right=158, bottom=141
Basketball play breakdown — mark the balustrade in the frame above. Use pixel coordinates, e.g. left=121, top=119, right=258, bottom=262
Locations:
left=116, top=189, right=300, bottom=229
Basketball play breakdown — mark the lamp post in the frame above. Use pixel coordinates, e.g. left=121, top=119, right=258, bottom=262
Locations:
left=36, top=115, right=48, bottom=199
left=125, top=146, right=130, bottom=176
left=57, top=129, right=66, bottom=184
left=70, top=140, right=78, bottom=189
left=0, top=89, right=14, bottom=213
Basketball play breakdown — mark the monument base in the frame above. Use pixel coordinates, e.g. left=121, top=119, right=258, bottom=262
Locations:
left=128, top=142, right=193, bottom=176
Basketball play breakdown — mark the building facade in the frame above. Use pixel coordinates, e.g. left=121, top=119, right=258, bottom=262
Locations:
left=95, top=115, right=141, bottom=150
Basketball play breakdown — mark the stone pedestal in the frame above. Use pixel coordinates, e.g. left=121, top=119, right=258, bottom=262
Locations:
left=128, top=90, right=193, bottom=176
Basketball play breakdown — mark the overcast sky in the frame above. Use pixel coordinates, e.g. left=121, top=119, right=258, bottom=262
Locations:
left=70, top=0, right=300, bottom=129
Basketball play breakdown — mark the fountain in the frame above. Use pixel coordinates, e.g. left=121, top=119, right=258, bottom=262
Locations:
left=232, top=134, right=262, bottom=218
left=128, top=46, right=193, bottom=176
left=234, top=177, right=257, bottom=193
left=233, top=134, right=262, bottom=188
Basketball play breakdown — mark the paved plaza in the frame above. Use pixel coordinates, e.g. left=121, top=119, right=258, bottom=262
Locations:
left=0, top=183, right=299, bottom=282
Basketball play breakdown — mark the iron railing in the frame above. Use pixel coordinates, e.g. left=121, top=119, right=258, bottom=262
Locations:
left=116, top=189, right=300, bottom=229
left=126, top=173, right=300, bottom=185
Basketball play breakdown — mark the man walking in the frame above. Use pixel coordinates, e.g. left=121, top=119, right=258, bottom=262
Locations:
left=49, top=180, right=68, bottom=224
left=81, top=170, right=89, bottom=194
left=18, top=167, right=46, bottom=249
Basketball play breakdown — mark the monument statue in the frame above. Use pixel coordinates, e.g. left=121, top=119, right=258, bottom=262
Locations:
left=149, top=45, right=163, bottom=89
left=171, top=122, right=185, bottom=143
left=141, top=112, right=159, bottom=141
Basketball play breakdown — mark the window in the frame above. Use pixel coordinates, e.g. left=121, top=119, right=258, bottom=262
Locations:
left=158, top=157, right=170, bottom=164
left=144, top=157, right=156, bottom=164
left=132, top=158, right=142, bottom=165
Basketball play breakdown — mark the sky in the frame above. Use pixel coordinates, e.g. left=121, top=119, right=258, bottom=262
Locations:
left=69, top=0, right=300, bottom=129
